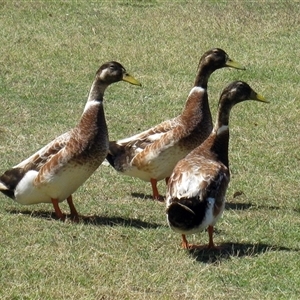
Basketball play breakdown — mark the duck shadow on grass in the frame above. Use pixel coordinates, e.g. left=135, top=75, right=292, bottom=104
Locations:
left=80, top=214, right=163, bottom=229
left=131, top=192, right=157, bottom=201
left=131, top=195, right=284, bottom=212
left=189, top=242, right=298, bottom=264
left=225, top=202, right=254, bottom=210
left=225, top=202, right=282, bottom=211
left=6, top=209, right=163, bottom=229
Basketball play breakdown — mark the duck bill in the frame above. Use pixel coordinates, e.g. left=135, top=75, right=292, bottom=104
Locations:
left=251, top=91, right=269, bottom=103
left=225, top=58, right=246, bottom=70
left=122, top=73, right=142, bottom=86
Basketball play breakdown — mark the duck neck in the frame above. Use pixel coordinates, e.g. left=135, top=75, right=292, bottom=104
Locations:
left=193, top=64, right=214, bottom=89
left=209, top=102, right=232, bottom=168
left=181, top=86, right=212, bottom=133
left=83, top=80, right=108, bottom=111
left=180, top=64, right=215, bottom=129
left=77, top=79, right=109, bottom=147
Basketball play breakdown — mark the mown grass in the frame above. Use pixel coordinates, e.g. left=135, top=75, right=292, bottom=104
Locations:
left=0, top=1, right=299, bottom=299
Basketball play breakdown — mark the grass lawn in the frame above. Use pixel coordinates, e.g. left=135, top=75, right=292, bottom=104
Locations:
left=0, top=1, right=299, bottom=299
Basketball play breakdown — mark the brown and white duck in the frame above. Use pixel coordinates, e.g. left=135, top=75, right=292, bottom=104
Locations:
left=106, top=48, right=245, bottom=200
left=0, top=61, right=141, bottom=221
left=166, top=81, right=268, bottom=250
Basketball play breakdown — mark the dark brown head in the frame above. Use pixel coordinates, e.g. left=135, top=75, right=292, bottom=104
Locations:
left=194, top=48, right=245, bottom=88
left=218, top=81, right=268, bottom=110
left=96, top=61, right=141, bottom=86
left=198, top=48, right=246, bottom=72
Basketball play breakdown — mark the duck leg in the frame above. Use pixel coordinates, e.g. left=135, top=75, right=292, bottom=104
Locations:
left=207, top=225, right=221, bottom=250
left=181, top=234, right=190, bottom=249
left=207, top=225, right=216, bottom=248
left=181, top=234, right=203, bottom=250
left=51, top=198, right=66, bottom=221
left=150, top=178, right=164, bottom=202
left=181, top=227, right=220, bottom=250
left=66, top=195, right=79, bottom=222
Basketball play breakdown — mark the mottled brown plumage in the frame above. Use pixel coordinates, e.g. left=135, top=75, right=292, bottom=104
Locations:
left=0, top=61, right=141, bottom=221
left=106, top=48, right=245, bottom=200
left=166, top=81, right=268, bottom=250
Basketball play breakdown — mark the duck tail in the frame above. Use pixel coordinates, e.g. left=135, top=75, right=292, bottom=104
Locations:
left=0, top=181, right=8, bottom=191
left=166, top=201, right=196, bottom=230
left=0, top=167, right=26, bottom=200
left=104, top=141, right=126, bottom=169
left=0, top=180, right=15, bottom=199
left=101, top=141, right=117, bottom=168
left=105, top=152, right=115, bottom=168
left=101, top=159, right=111, bottom=167
left=167, top=201, right=196, bottom=216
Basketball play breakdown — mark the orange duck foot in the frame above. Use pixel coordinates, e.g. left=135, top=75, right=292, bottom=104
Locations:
left=51, top=197, right=80, bottom=222
left=51, top=198, right=66, bottom=221
left=150, top=178, right=165, bottom=202
left=186, top=243, right=222, bottom=250
left=181, top=232, right=222, bottom=250
left=153, top=194, right=165, bottom=202
left=67, top=196, right=80, bottom=222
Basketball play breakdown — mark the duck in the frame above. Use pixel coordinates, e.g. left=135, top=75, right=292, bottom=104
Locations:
left=106, top=48, right=245, bottom=200
left=166, top=81, right=268, bottom=250
left=0, top=61, right=141, bottom=221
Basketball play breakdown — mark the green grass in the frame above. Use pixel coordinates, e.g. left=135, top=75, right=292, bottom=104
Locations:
left=0, top=1, right=299, bottom=299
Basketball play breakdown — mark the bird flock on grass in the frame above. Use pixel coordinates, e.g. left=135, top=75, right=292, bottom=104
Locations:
left=0, top=49, right=268, bottom=250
